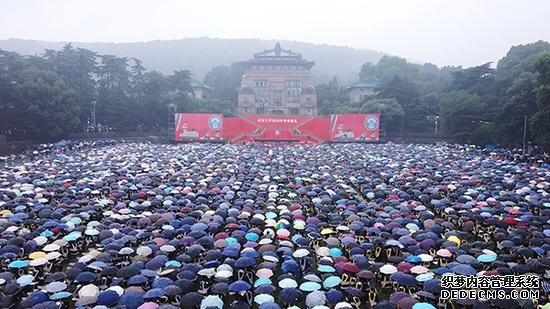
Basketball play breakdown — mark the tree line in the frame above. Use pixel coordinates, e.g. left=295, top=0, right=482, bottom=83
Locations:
left=313, top=41, right=550, bottom=150
left=0, top=44, right=204, bottom=139
left=1, top=41, right=549, bottom=150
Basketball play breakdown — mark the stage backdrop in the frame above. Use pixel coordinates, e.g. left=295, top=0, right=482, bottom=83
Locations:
left=329, top=114, right=380, bottom=141
left=174, top=113, right=379, bottom=142
left=174, top=113, right=224, bottom=141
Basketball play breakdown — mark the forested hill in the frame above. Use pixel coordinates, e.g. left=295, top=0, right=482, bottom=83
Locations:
left=0, top=37, right=387, bottom=83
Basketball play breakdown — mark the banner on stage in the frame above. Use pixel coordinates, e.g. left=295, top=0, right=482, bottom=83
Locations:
left=174, top=113, right=224, bottom=141
left=174, top=113, right=379, bottom=142
left=329, top=114, right=380, bottom=141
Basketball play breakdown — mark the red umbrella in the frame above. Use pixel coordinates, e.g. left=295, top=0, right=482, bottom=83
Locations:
left=397, top=296, right=418, bottom=309
left=332, top=256, right=348, bottom=264
left=357, top=270, right=375, bottom=280
left=341, top=262, right=360, bottom=273
left=396, top=262, right=413, bottom=273
left=214, top=232, right=228, bottom=240
left=225, top=223, right=239, bottom=230
left=502, top=217, right=517, bottom=225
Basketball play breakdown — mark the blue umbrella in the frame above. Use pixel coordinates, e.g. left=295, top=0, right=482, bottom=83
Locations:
left=299, top=281, right=321, bottom=292
left=278, top=288, right=302, bottom=304
left=254, top=278, right=272, bottom=288
left=477, top=254, right=496, bottom=263
left=128, top=275, right=148, bottom=286
left=49, top=291, right=72, bottom=300
left=452, top=264, right=477, bottom=276
left=74, top=271, right=96, bottom=283
left=118, top=291, right=144, bottom=309
left=181, top=292, right=204, bottom=306
left=228, top=280, right=252, bottom=292
left=326, top=289, right=345, bottom=304
left=145, top=255, right=168, bottom=270
left=234, top=257, right=256, bottom=268
left=282, top=260, right=300, bottom=274
left=242, top=249, right=260, bottom=258
left=405, top=255, right=422, bottom=263
left=393, top=273, right=417, bottom=287
left=323, top=276, right=342, bottom=288
left=151, top=277, right=174, bottom=289
left=97, top=291, right=119, bottom=306
left=222, top=246, right=240, bottom=257
left=318, top=265, right=336, bottom=273
left=255, top=284, right=277, bottom=295
left=423, top=279, right=442, bottom=293
left=143, top=288, right=165, bottom=299
left=17, top=275, right=35, bottom=286
left=31, top=301, right=59, bottom=309
left=8, top=260, right=29, bottom=269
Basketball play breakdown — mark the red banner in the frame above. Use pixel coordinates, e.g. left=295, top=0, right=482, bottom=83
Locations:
left=243, top=115, right=314, bottom=129
left=174, top=113, right=224, bottom=141
left=329, top=114, right=380, bottom=141
left=174, top=113, right=379, bottom=143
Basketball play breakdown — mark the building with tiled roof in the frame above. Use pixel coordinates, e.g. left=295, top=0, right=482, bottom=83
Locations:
left=237, top=43, right=317, bottom=115
left=345, top=79, right=379, bottom=103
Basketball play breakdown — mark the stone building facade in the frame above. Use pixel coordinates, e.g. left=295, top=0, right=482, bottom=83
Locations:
left=237, top=43, right=318, bottom=116
left=345, top=80, right=379, bottom=103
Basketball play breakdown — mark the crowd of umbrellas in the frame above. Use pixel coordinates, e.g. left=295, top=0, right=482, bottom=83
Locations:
left=0, top=142, right=549, bottom=309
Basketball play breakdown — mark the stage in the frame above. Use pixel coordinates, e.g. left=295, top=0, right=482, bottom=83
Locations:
left=174, top=113, right=380, bottom=144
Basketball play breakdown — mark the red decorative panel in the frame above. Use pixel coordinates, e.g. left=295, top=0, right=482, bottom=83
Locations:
left=174, top=114, right=379, bottom=143
left=174, top=113, right=224, bottom=141
left=329, top=114, right=380, bottom=141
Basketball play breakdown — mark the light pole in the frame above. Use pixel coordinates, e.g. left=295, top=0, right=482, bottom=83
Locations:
left=167, top=103, right=177, bottom=131
left=427, top=115, right=440, bottom=135
left=522, top=115, right=527, bottom=158
left=91, top=100, right=96, bottom=129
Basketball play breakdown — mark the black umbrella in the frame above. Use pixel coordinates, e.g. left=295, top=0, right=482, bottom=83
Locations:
left=180, top=292, right=204, bottom=307
left=278, top=288, right=302, bottom=305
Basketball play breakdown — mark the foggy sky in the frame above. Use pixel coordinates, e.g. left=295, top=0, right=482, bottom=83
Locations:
left=1, top=0, right=549, bottom=67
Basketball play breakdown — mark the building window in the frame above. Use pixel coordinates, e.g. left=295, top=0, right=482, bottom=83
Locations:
left=273, top=90, right=283, bottom=106
left=253, top=80, right=270, bottom=104
left=256, top=107, right=265, bottom=114
left=306, top=108, right=312, bottom=114
left=254, top=80, right=269, bottom=87
left=286, top=80, right=302, bottom=103
left=290, top=108, right=299, bottom=115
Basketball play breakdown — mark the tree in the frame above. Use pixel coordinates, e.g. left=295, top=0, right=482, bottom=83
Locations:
left=496, top=40, right=550, bottom=87
left=440, top=90, right=487, bottom=141
left=360, top=98, right=404, bottom=134
left=43, top=44, right=98, bottom=127
left=450, top=62, right=496, bottom=97
left=489, top=72, right=538, bottom=145
left=359, top=62, right=376, bottom=80
left=0, top=67, right=80, bottom=139
left=203, top=62, right=245, bottom=101
left=316, top=76, right=346, bottom=115
left=186, top=98, right=236, bottom=116
left=376, top=75, right=422, bottom=131
left=531, top=53, right=550, bottom=151
left=170, top=70, right=193, bottom=95
left=375, top=56, right=420, bottom=81
left=95, top=55, right=134, bottom=129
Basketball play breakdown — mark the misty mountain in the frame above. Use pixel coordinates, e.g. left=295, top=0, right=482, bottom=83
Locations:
left=0, top=37, right=388, bottom=84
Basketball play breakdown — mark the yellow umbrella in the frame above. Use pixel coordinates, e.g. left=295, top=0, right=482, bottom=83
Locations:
left=447, top=235, right=461, bottom=246
left=28, top=251, right=46, bottom=260
left=321, top=228, right=333, bottom=235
